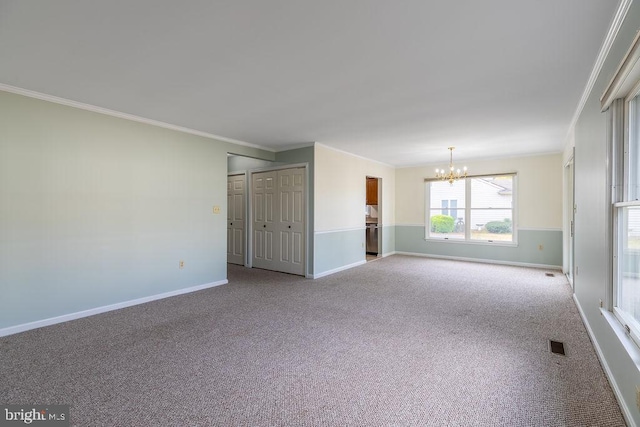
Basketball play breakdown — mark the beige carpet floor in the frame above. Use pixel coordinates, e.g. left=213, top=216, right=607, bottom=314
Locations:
left=0, top=255, right=627, bottom=426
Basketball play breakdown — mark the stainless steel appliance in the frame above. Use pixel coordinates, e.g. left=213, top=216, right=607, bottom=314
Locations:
left=366, top=224, right=379, bottom=255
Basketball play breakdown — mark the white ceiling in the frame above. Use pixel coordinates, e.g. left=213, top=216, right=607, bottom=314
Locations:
left=0, top=1, right=619, bottom=166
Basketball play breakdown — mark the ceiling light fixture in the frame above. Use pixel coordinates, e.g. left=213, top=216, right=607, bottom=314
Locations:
left=435, top=147, right=467, bottom=185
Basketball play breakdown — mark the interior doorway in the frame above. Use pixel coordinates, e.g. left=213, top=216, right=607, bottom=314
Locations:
left=365, top=176, right=382, bottom=262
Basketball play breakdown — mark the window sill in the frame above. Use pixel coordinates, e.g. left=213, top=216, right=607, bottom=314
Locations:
left=601, top=308, right=640, bottom=371
left=424, top=238, right=518, bottom=248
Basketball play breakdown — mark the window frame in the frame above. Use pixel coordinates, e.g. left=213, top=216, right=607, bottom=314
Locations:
left=612, top=83, right=640, bottom=349
left=424, top=173, right=518, bottom=245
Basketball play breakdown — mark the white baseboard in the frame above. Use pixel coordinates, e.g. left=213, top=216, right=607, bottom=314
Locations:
left=572, top=295, right=636, bottom=427
left=382, top=251, right=397, bottom=258
left=393, top=251, right=562, bottom=270
left=0, top=280, right=228, bottom=338
left=312, top=260, right=367, bottom=279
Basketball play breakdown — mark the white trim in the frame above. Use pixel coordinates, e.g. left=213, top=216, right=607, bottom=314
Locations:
left=394, top=224, right=561, bottom=232
left=601, top=3, right=640, bottom=110
left=424, top=238, right=518, bottom=248
left=0, top=83, right=274, bottom=152
left=614, top=200, right=640, bottom=208
left=274, top=142, right=316, bottom=152
left=248, top=162, right=308, bottom=174
left=312, top=260, right=367, bottom=279
left=314, top=142, right=396, bottom=168
left=573, top=295, right=637, bottom=427
left=382, top=251, right=398, bottom=258
left=314, top=224, right=397, bottom=235
left=393, top=251, right=562, bottom=270
left=397, top=150, right=563, bottom=169
left=518, top=227, right=563, bottom=232
left=315, top=226, right=367, bottom=235
left=569, top=0, right=633, bottom=129
left=0, top=279, right=228, bottom=338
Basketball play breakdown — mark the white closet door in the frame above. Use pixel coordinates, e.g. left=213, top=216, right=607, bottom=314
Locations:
left=227, top=174, right=245, bottom=265
left=251, top=168, right=305, bottom=276
left=252, top=171, right=276, bottom=270
left=276, top=168, right=305, bottom=275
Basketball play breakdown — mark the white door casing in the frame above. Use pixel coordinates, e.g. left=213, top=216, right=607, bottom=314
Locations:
left=227, top=174, right=245, bottom=265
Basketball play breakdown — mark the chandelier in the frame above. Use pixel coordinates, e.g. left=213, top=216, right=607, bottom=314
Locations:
left=435, top=147, right=467, bottom=184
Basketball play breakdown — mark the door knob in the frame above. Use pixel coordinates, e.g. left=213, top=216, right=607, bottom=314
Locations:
left=288, top=225, right=291, bottom=228
left=230, top=223, right=233, bottom=226
left=263, top=224, right=266, bottom=228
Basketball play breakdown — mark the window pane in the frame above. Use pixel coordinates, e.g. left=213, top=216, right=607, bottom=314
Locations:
left=618, top=206, right=640, bottom=327
left=450, top=200, right=458, bottom=219
left=471, top=176, right=513, bottom=208
left=429, top=180, right=466, bottom=239
left=427, top=176, right=515, bottom=243
left=429, top=210, right=465, bottom=239
left=441, top=200, right=449, bottom=216
left=470, top=209, right=512, bottom=241
left=430, top=180, right=466, bottom=209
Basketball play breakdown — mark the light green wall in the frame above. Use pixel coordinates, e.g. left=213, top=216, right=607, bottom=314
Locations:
left=395, top=226, right=561, bottom=267
left=571, top=2, right=640, bottom=425
left=382, top=225, right=395, bottom=256
left=314, top=229, right=365, bottom=275
left=0, top=91, right=272, bottom=330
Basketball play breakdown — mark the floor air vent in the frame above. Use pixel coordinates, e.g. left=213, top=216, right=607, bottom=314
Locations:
left=549, top=340, right=565, bottom=355
left=545, top=273, right=555, bottom=277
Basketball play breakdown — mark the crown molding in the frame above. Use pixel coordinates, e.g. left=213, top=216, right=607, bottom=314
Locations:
left=274, top=142, right=316, bottom=152
left=0, top=83, right=275, bottom=152
left=314, top=142, right=396, bottom=168
left=396, top=150, right=563, bottom=169
left=566, top=0, right=633, bottom=141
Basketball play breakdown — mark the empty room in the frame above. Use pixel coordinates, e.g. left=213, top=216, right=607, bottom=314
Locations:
left=1, top=1, right=640, bottom=426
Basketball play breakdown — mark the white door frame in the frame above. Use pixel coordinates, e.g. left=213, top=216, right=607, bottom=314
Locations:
left=563, top=154, right=575, bottom=287
left=247, top=163, right=310, bottom=277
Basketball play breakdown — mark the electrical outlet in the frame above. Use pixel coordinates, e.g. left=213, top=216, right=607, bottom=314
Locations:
left=179, top=260, right=184, bottom=269
left=599, top=299, right=603, bottom=308
left=213, top=206, right=221, bottom=214
left=538, top=244, right=544, bottom=250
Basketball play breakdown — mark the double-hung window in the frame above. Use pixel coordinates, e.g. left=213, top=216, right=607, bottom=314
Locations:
left=605, top=31, right=640, bottom=349
left=613, top=90, right=640, bottom=347
left=425, top=174, right=516, bottom=243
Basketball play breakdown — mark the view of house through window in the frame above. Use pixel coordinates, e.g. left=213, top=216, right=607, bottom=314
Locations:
left=426, top=175, right=515, bottom=242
